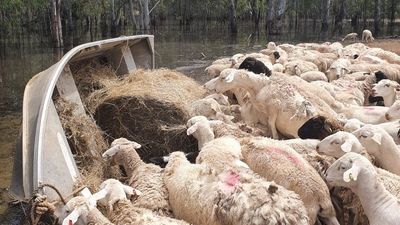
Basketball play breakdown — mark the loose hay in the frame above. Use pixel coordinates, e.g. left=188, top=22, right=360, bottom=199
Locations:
left=89, top=68, right=207, bottom=161
left=54, top=98, right=120, bottom=192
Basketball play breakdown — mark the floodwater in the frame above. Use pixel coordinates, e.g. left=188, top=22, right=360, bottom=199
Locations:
left=0, top=22, right=399, bottom=214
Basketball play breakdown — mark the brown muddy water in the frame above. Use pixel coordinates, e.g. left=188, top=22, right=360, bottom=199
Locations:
left=0, top=23, right=399, bottom=214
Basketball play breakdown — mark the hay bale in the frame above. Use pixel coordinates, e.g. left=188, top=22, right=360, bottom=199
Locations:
left=88, top=68, right=206, bottom=161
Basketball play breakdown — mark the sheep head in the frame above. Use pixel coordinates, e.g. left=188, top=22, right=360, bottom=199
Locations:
left=102, top=138, right=142, bottom=165
left=326, top=152, right=375, bottom=188
left=298, top=116, right=343, bottom=140
left=372, top=79, right=399, bottom=98
left=352, top=125, right=384, bottom=154
left=317, top=131, right=364, bottom=158
left=95, top=179, right=141, bottom=212
left=149, top=151, right=199, bottom=168
left=62, top=189, right=106, bottom=225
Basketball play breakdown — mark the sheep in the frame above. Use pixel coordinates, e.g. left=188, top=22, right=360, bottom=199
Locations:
left=327, top=58, right=351, bottom=81
left=94, top=179, right=189, bottom=225
left=164, top=151, right=310, bottom=225
left=62, top=195, right=113, bottom=225
left=342, top=33, right=358, bottom=42
left=215, top=69, right=340, bottom=139
left=203, top=93, right=229, bottom=106
left=326, top=152, right=400, bottom=225
left=316, top=131, right=368, bottom=159
left=272, top=63, right=285, bottom=72
left=339, top=101, right=400, bottom=124
left=372, top=79, right=400, bottom=106
left=361, top=29, right=374, bottom=43
left=353, top=124, right=400, bottom=175
left=284, top=60, right=319, bottom=75
left=102, top=138, right=172, bottom=217
left=205, top=64, right=232, bottom=78
left=189, top=98, right=234, bottom=124
left=240, top=137, right=340, bottom=225
left=186, top=116, right=250, bottom=172
left=297, top=115, right=344, bottom=140
left=238, top=57, right=272, bottom=76
left=300, top=71, right=328, bottom=82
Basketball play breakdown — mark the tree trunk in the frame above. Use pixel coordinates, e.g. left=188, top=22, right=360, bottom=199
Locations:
left=50, top=0, right=63, bottom=48
left=388, top=0, right=397, bottom=34
left=141, top=0, right=150, bottom=29
left=128, top=0, right=138, bottom=29
left=250, top=0, right=260, bottom=27
left=229, top=0, right=238, bottom=33
left=275, top=0, right=286, bottom=33
left=266, top=0, right=275, bottom=33
left=321, top=0, right=330, bottom=32
left=374, top=0, right=381, bottom=35
left=333, top=0, right=345, bottom=34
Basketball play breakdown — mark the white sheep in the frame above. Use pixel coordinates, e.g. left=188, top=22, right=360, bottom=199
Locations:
left=284, top=60, right=319, bottom=75
left=94, top=179, right=188, bottom=225
left=240, top=137, right=340, bottom=225
left=353, top=124, right=400, bottom=175
left=62, top=194, right=112, bottom=225
left=102, top=138, right=172, bottom=217
left=214, top=69, right=323, bottom=139
left=372, top=79, right=399, bottom=106
left=361, top=29, right=374, bottom=43
left=189, top=98, right=234, bottom=124
left=164, top=151, right=309, bottom=225
left=326, top=152, right=400, bottom=225
left=343, top=118, right=400, bottom=144
left=186, top=116, right=249, bottom=172
left=316, top=131, right=367, bottom=159
left=327, top=58, right=351, bottom=82
left=340, top=102, right=400, bottom=124
left=300, top=71, right=328, bottom=82
left=342, top=33, right=358, bottom=42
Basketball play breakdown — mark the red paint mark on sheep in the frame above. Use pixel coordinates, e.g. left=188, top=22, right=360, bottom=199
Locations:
left=364, top=107, right=375, bottom=111
left=223, top=170, right=240, bottom=187
left=266, top=147, right=302, bottom=166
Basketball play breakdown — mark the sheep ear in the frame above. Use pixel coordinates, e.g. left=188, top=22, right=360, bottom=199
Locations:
left=102, top=145, right=121, bottom=159
left=343, top=164, right=361, bottom=182
left=122, top=185, right=135, bottom=196
left=225, top=71, right=236, bottom=83
left=371, top=133, right=382, bottom=145
left=130, top=141, right=141, bottom=149
left=187, top=123, right=199, bottom=135
left=123, top=185, right=142, bottom=196
left=149, top=156, right=169, bottom=165
left=62, top=209, right=80, bottom=225
left=340, top=140, right=353, bottom=153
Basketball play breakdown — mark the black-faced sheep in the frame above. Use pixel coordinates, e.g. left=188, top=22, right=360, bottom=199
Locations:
left=238, top=57, right=272, bottom=76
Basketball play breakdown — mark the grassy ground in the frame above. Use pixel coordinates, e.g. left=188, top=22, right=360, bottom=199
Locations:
left=0, top=112, right=21, bottom=214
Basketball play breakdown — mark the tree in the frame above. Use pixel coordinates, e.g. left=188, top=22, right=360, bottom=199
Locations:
left=50, top=0, right=63, bottom=48
left=229, top=0, right=238, bottom=33
left=374, top=0, right=381, bottom=35
left=321, top=0, right=331, bottom=32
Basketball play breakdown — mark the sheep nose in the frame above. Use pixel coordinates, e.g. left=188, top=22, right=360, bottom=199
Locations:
left=385, top=113, right=391, bottom=120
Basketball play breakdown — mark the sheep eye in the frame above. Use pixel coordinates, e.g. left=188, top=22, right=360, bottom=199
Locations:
left=361, top=134, right=368, bottom=138
left=385, top=84, right=390, bottom=87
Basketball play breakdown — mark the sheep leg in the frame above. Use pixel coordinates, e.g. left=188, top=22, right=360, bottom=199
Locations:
left=268, top=112, right=279, bottom=139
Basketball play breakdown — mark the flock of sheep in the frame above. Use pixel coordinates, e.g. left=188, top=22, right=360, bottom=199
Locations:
left=59, top=30, right=400, bottom=225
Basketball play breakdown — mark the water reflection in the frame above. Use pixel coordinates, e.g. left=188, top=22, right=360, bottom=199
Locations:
left=0, top=22, right=399, bottom=113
